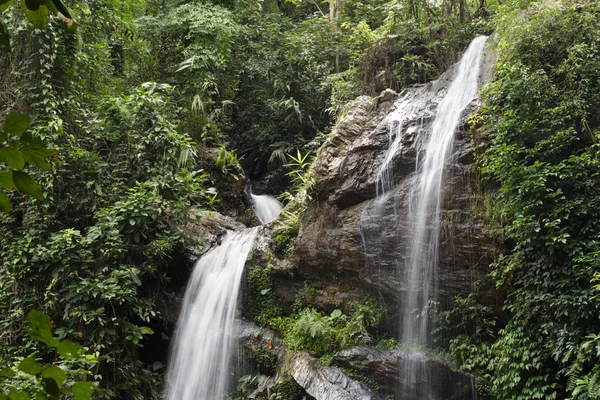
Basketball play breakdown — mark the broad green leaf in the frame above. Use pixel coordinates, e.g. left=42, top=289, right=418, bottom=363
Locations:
left=260, top=288, right=271, bottom=295
left=42, top=377, right=60, bottom=398
left=13, top=171, right=44, bottom=200
left=27, top=326, right=59, bottom=348
left=71, top=381, right=95, bottom=400
left=20, top=131, right=43, bottom=147
left=21, top=1, right=49, bottom=28
left=35, top=393, right=49, bottom=400
left=18, top=354, right=44, bottom=375
left=0, top=368, right=15, bottom=378
left=0, top=191, right=12, bottom=212
left=0, top=0, right=14, bottom=13
left=22, top=147, right=56, bottom=170
left=0, top=394, right=9, bottom=400
left=139, top=326, right=153, bottom=335
left=41, top=366, right=66, bottom=387
left=26, top=311, right=58, bottom=346
left=0, top=147, right=25, bottom=170
left=3, top=113, right=30, bottom=136
left=0, top=171, right=15, bottom=190
left=27, top=310, right=52, bottom=332
left=330, top=309, right=342, bottom=319
left=7, top=390, right=28, bottom=400
left=151, top=361, right=163, bottom=371
left=57, top=340, right=84, bottom=359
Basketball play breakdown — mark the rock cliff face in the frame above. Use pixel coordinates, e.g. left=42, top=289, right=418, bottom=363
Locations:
left=237, top=321, right=380, bottom=400
left=289, top=46, right=502, bottom=315
left=236, top=43, right=501, bottom=399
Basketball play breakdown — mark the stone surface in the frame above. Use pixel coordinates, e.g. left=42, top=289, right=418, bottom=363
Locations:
left=236, top=321, right=380, bottom=400
left=186, top=209, right=246, bottom=256
left=289, top=41, right=502, bottom=315
left=333, top=347, right=477, bottom=400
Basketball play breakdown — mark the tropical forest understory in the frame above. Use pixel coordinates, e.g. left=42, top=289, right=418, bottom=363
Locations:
left=1, top=0, right=600, bottom=399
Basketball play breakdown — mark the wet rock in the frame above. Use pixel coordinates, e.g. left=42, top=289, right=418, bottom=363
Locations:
left=185, top=209, right=246, bottom=257
left=291, top=42, right=502, bottom=313
left=290, top=352, right=380, bottom=400
left=236, top=321, right=380, bottom=400
left=333, top=347, right=476, bottom=400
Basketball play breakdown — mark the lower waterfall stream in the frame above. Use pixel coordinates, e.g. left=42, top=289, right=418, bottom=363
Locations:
left=166, top=196, right=282, bottom=400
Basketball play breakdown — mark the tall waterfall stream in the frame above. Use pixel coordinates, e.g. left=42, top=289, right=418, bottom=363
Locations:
left=166, top=194, right=282, bottom=400
left=362, top=35, right=488, bottom=398
left=400, top=34, right=487, bottom=381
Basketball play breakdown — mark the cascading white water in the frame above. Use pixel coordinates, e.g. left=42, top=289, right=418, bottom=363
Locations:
left=166, top=228, right=258, bottom=400
left=402, top=34, right=487, bottom=347
left=399, top=36, right=488, bottom=395
left=250, top=193, right=283, bottom=225
left=361, top=36, right=488, bottom=398
left=166, top=193, right=282, bottom=400
left=375, top=87, right=428, bottom=200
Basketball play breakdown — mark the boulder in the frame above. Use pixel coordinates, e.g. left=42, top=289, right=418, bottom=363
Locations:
left=236, top=321, right=380, bottom=400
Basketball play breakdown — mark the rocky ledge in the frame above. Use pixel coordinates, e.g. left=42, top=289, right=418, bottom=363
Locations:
left=237, top=321, right=477, bottom=400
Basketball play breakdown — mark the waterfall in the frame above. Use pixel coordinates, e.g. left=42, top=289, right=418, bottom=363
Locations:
left=401, top=36, right=487, bottom=397
left=361, top=36, right=488, bottom=397
left=401, top=31, right=487, bottom=366
left=250, top=193, right=283, bottom=225
left=166, top=193, right=282, bottom=400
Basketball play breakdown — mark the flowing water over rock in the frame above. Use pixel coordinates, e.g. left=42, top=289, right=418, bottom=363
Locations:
left=360, top=36, right=488, bottom=398
left=166, top=228, right=258, bottom=400
left=399, top=36, right=488, bottom=397
left=166, top=193, right=282, bottom=400
left=250, top=193, right=283, bottom=225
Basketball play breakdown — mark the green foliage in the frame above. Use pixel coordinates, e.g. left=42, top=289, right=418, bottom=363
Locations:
left=227, top=374, right=265, bottom=400
left=0, top=0, right=74, bottom=51
left=431, top=293, right=496, bottom=394
left=250, top=348, right=277, bottom=376
left=0, top=45, right=213, bottom=397
left=281, top=150, right=315, bottom=201
left=272, top=210, right=300, bottom=256
left=0, top=310, right=97, bottom=400
left=268, top=374, right=311, bottom=400
left=457, top=1, right=600, bottom=398
left=0, top=113, right=56, bottom=212
left=279, top=296, right=386, bottom=355
left=273, top=150, right=315, bottom=256
left=375, top=335, right=400, bottom=350
left=286, top=308, right=334, bottom=353
left=215, top=145, right=243, bottom=181
left=245, top=266, right=283, bottom=326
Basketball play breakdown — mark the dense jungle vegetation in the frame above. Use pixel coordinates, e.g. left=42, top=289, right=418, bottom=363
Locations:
left=1, top=0, right=600, bottom=398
